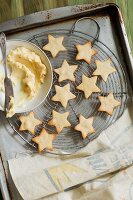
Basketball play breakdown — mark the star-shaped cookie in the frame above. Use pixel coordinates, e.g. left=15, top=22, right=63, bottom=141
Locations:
left=98, top=92, right=121, bottom=115
left=52, top=84, right=76, bottom=108
left=32, top=128, right=56, bottom=152
left=48, top=110, right=70, bottom=133
left=43, top=34, right=66, bottom=57
left=19, top=112, right=42, bottom=134
left=76, top=75, right=100, bottom=98
left=54, top=60, right=78, bottom=82
left=76, top=41, right=97, bottom=64
left=75, top=115, right=95, bottom=139
left=93, top=59, right=116, bottom=82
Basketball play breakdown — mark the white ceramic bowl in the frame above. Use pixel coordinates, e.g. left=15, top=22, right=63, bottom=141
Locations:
left=0, top=40, right=53, bottom=113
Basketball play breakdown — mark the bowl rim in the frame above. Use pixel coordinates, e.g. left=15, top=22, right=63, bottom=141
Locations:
left=6, top=39, right=53, bottom=113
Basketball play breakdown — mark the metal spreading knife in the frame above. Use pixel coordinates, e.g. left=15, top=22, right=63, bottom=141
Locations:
left=0, top=32, right=14, bottom=117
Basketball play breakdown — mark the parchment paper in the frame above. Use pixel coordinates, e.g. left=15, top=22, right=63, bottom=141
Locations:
left=8, top=104, right=133, bottom=200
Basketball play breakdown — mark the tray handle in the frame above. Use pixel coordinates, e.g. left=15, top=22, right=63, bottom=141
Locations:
left=69, top=17, right=100, bottom=45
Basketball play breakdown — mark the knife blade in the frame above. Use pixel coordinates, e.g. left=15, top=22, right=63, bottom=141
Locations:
left=0, top=32, right=14, bottom=117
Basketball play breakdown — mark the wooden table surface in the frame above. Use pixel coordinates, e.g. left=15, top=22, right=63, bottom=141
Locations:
left=0, top=0, right=132, bottom=50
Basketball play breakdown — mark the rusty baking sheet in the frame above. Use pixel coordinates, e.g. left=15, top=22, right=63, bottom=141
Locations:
left=0, top=3, right=132, bottom=200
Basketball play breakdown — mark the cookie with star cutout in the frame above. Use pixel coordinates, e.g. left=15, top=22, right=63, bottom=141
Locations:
left=32, top=128, right=56, bottom=152
left=48, top=110, right=71, bottom=133
left=52, top=84, right=76, bottom=108
left=98, top=92, right=121, bottom=115
left=93, top=59, right=116, bottom=82
left=76, top=75, right=100, bottom=98
left=76, top=41, right=97, bottom=64
left=54, top=60, right=78, bottom=82
left=75, top=115, right=95, bottom=139
left=19, top=112, right=42, bottom=134
left=43, top=34, right=66, bottom=57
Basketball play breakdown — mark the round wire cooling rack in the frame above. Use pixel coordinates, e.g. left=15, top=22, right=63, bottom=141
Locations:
left=7, top=17, right=128, bottom=154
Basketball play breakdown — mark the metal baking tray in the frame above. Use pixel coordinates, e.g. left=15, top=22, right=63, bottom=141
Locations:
left=0, top=3, right=133, bottom=200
